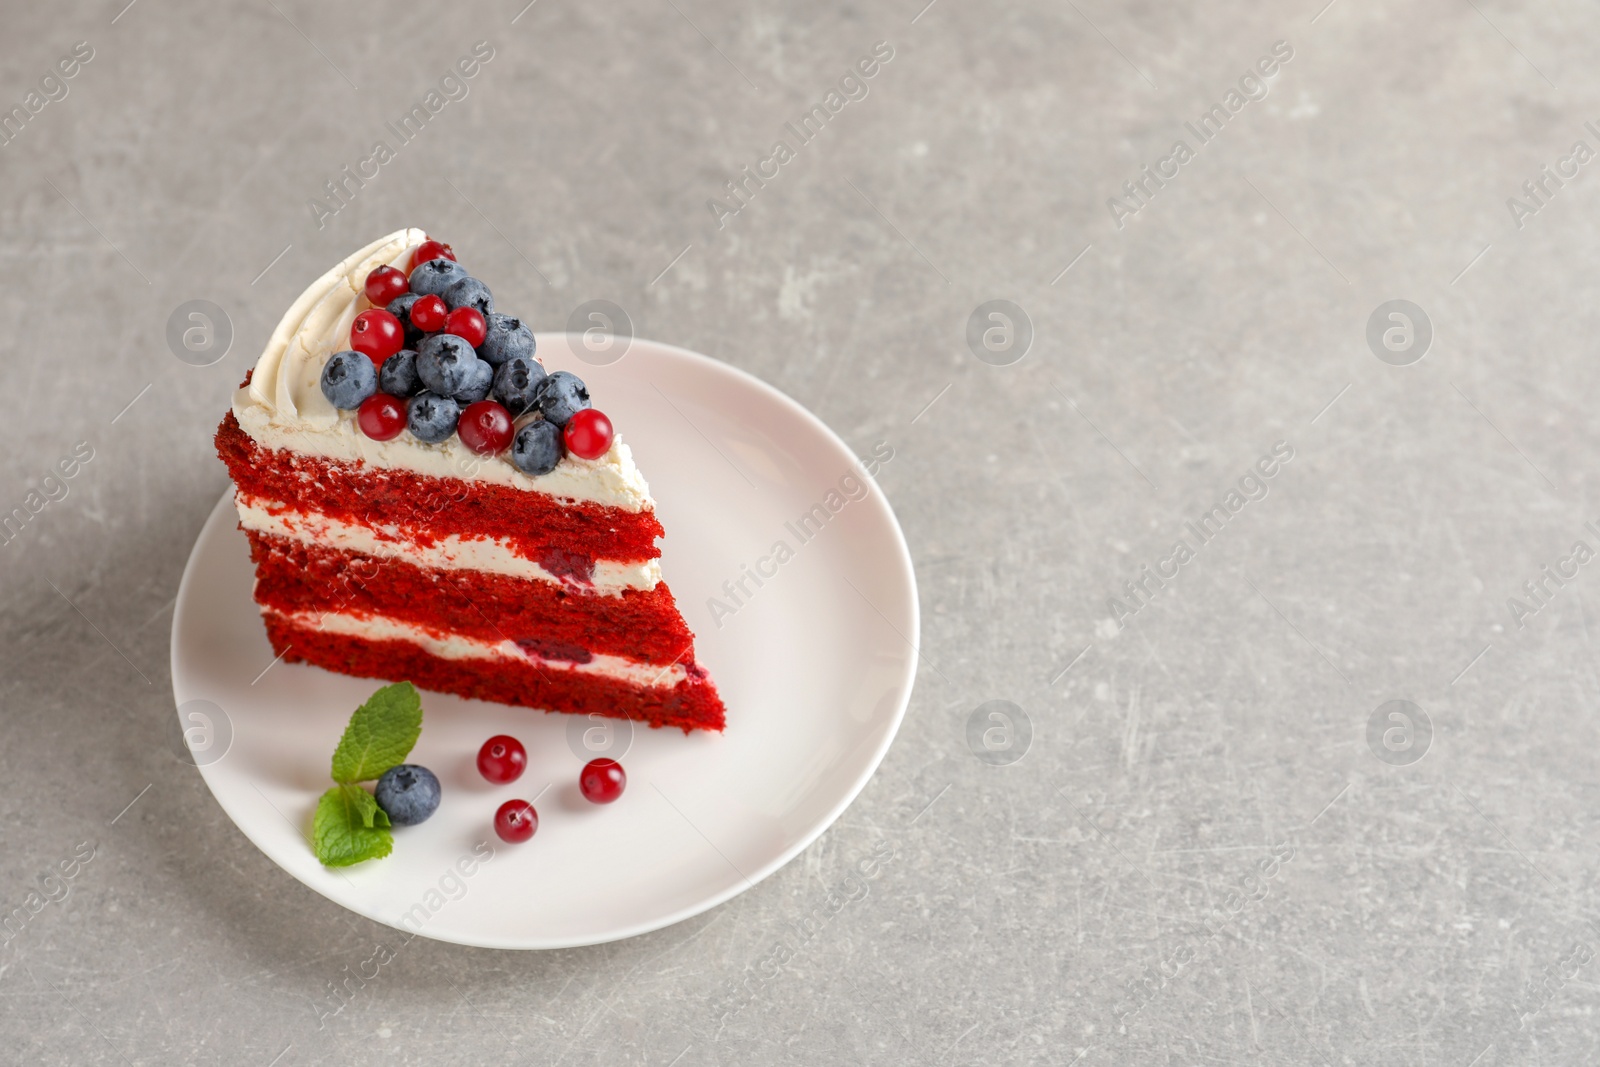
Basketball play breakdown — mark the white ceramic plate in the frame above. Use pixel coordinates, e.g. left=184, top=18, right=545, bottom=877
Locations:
left=171, top=335, right=918, bottom=949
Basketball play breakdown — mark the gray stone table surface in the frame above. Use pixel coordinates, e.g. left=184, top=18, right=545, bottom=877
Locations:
left=2, top=0, right=1598, bottom=1063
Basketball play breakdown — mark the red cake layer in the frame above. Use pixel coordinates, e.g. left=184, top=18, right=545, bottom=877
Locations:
left=216, top=412, right=664, bottom=566
left=263, top=613, right=725, bottom=732
left=246, top=530, right=701, bottom=668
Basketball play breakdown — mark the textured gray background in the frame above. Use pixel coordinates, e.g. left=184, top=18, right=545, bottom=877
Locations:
left=2, top=0, right=1598, bottom=1063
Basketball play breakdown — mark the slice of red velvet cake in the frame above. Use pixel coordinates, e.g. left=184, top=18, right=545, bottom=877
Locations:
left=215, top=228, right=724, bottom=732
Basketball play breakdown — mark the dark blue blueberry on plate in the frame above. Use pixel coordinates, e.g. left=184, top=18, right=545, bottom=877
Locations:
left=374, top=764, right=441, bottom=826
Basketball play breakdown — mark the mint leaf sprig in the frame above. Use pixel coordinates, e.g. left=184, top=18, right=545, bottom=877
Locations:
left=313, top=682, right=423, bottom=868
left=331, top=681, right=423, bottom=784
left=314, top=783, right=393, bottom=867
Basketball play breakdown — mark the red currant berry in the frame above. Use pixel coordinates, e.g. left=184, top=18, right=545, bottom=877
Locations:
left=411, top=238, right=456, bottom=270
left=579, top=758, right=626, bottom=804
left=363, top=265, right=409, bottom=306
left=445, top=306, right=487, bottom=348
left=564, top=408, right=614, bottom=460
left=350, top=309, right=404, bottom=363
left=494, top=799, right=538, bottom=843
left=357, top=393, right=407, bottom=441
left=477, top=735, right=527, bottom=784
left=457, top=400, right=514, bottom=455
left=409, top=294, right=447, bottom=333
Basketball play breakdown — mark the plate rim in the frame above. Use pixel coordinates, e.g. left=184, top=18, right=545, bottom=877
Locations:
left=171, top=334, right=921, bottom=949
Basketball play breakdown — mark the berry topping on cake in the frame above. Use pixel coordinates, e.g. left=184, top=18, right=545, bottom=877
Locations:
left=377, top=349, right=422, bottom=397
left=416, top=334, right=479, bottom=395
left=457, top=400, right=514, bottom=455
left=320, top=350, right=378, bottom=410
left=443, top=276, right=494, bottom=318
left=494, top=799, right=538, bottom=843
left=536, top=370, right=591, bottom=427
left=319, top=240, right=617, bottom=467
left=511, top=418, right=564, bottom=475
left=454, top=358, right=494, bottom=403
left=409, top=293, right=447, bottom=333
left=445, top=306, right=488, bottom=348
left=579, top=758, right=626, bottom=804
left=364, top=264, right=410, bottom=306
left=357, top=393, right=408, bottom=440
left=409, top=257, right=470, bottom=297
left=493, top=356, right=547, bottom=416
left=374, top=764, right=441, bottom=826
left=411, top=238, right=455, bottom=269
left=407, top=391, right=461, bottom=443
left=350, top=309, right=404, bottom=363
left=564, top=408, right=613, bottom=460
left=476, top=735, right=526, bottom=784
left=480, top=313, right=535, bottom=365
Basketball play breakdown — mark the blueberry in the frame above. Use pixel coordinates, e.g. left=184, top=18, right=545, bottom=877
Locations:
left=535, top=370, right=590, bottom=427
left=320, top=351, right=377, bottom=410
left=454, top=358, right=493, bottom=403
left=386, top=293, right=424, bottom=348
left=408, top=257, right=470, bottom=298
left=511, top=417, right=565, bottom=475
left=374, top=764, right=441, bottom=827
left=480, top=313, right=535, bottom=365
left=378, top=349, right=422, bottom=397
left=407, top=391, right=461, bottom=444
left=416, top=334, right=479, bottom=395
left=443, top=277, right=494, bottom=318
left=493, top=356, right=549, bottom=416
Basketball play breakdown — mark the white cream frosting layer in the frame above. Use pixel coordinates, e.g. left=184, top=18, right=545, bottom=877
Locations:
left=266, top=607, right=688, bottom=689
left=236, top=492, right=661, bottom=594
left=233, top=227, right=653, bottom=513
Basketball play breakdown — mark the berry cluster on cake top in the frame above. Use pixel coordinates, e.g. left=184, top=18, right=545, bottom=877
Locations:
left=318, top=237, right=614, bottom=475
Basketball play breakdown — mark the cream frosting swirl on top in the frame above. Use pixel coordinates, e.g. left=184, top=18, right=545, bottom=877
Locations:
left=232, top=228, right=654, bottom=512
left=247, top=228, right=425, bottom=428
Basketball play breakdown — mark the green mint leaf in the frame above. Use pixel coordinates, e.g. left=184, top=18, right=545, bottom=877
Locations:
left=313, top=784, right=393, bottom=867
left=330, top=681, right=423, bottom=784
